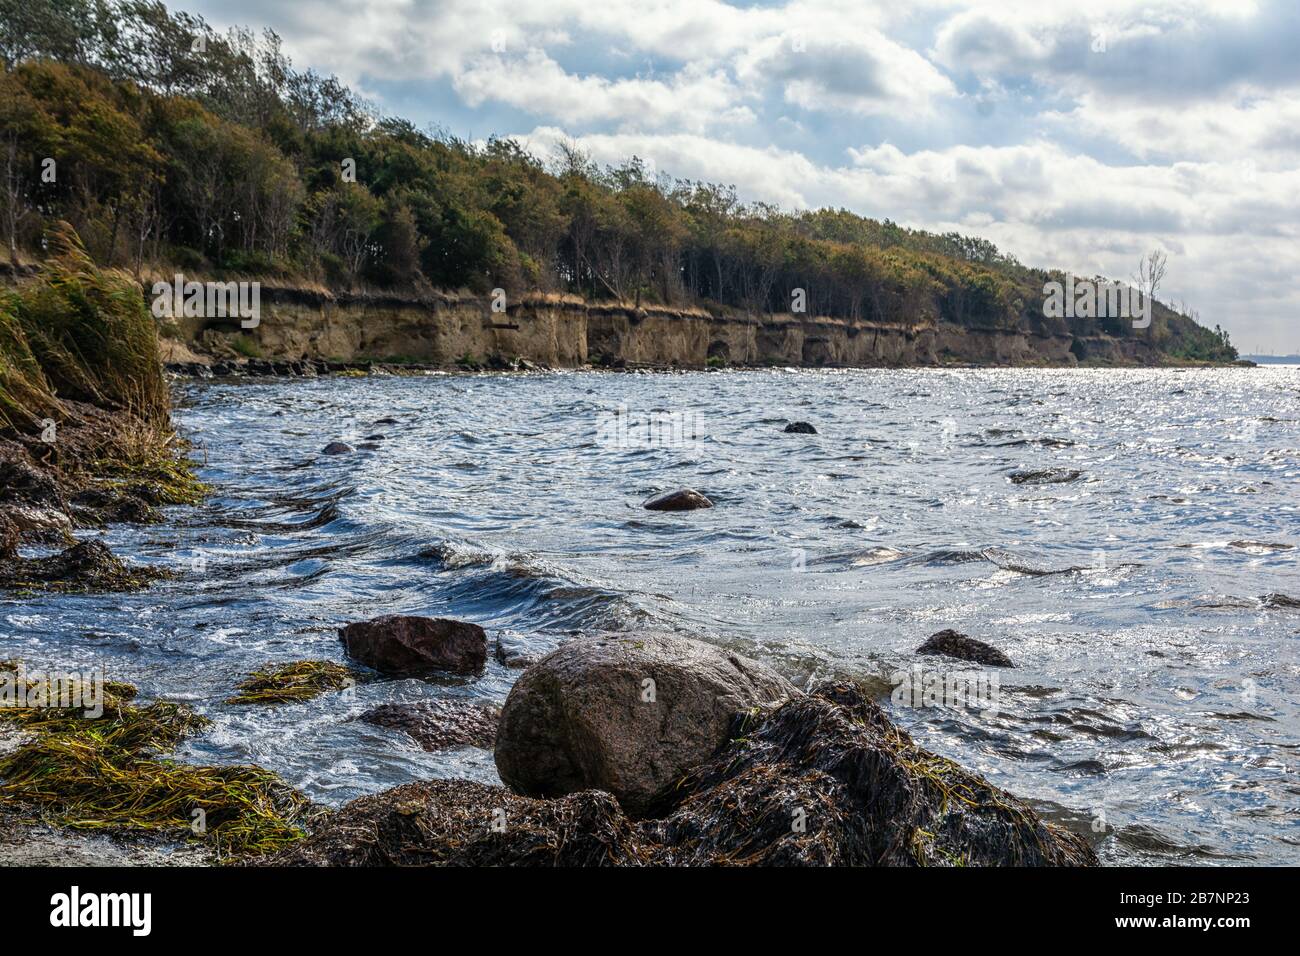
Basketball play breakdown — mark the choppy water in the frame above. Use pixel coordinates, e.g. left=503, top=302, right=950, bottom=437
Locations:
left=4, top=366, right=1298, bottom=865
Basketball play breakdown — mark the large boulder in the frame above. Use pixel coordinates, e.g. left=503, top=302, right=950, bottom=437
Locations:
left=339, top=615, right=487, bottom=676
left=494, top=633, right=795, bottom=814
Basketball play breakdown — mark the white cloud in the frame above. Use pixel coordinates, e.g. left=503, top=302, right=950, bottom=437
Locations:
left=188, top=0, right=1300, bottom=348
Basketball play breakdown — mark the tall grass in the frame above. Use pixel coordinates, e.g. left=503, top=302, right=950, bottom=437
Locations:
left=7, top=222, right=169, bottom=427
left=0, top=297, right=56, bottom=433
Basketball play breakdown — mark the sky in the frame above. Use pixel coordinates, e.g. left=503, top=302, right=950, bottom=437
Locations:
left=188, top=0, right=1300, bottom=353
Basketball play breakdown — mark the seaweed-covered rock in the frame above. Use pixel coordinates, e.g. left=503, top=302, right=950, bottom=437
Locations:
left=0, top=449, right=61, bottom=507
left=916, top=629, right=1014, bottom=667
left=494, top=633, right=795, bottom=814
left=261, top=683, right=1095, bottom=867
left=0, top=540, right=160, bottom=593
left=227, top=661, right=355, bottom=705
left=783, top=421, right=818, bottom=434
left=254, top=779, right=649, bottom=866
left=68, top=486, right=161, bottom=525
left=339, top=615, right=487, bottom=676
left=643, top=489, right=713, bottom=511
left=358, top=700, right=500, bottom=751
left=651, top=682, right=1096, bottom=866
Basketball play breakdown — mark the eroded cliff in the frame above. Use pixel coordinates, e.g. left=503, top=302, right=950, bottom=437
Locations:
left=164, top=287, right=1185, bottom=370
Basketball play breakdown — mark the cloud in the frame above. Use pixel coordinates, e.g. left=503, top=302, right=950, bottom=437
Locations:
left=736, top=30, right=955, bottom=116
left=454, top=51, right=754, bottom=133
left=185, top=0, right=1300, bottom=349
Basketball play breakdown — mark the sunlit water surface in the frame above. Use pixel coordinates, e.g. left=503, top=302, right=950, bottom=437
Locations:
left=5, top=366, right=1297, bottom=864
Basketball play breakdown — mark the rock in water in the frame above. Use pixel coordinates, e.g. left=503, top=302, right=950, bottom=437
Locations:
left=322, top=441, right=354, bottom=455
left=643, top=489, right=713, bottom=511
left=494, top=633, right=795, bottom=815
left=493, top=633, right=541, bottom=669
left=783, top=421, right=818, bottom=434
left=651, top=682, right=1096, bottom=865
left=916, top=629, right=1014, bottom=667
left=261, top=683, right=1096, bottom=866
left=339, top=615, right=488, bottom=676
left=1008, top=468, right=1082, bottom=485
left=358, top=701, right=500, bottom=751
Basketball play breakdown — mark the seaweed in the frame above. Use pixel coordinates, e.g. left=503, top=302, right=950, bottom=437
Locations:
left=226, top=660, right=356, bottom=705
left=0, top=540, right=166, bottom=594
left=0, top=666, right=314, bottom=857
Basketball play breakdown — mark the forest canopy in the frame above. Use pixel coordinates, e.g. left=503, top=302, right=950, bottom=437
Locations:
left=0, top=0, right=1236, bottom=361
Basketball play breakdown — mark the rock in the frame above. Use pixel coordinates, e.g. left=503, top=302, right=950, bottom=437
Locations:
left=372, top=417, right=399, bottom=426
left=322, top=441, right=354, bottom=455
left=1261, top=593, right=1300, bottom=609
left=0, top=540, right=157, bottom=593
left=651, top=682, right=1096, bottom=865
left=916, top=629, right=1014, bottom=667
left=252, top=780, right=645, bottom=867
left=358, top=700, right=500, bottom=751
left=339, top=615, right=488, bottom=676
left=643, top=489, right=713, bottom=511
left=0, top=505, right=72, bottom=541
left=0, top=513, right=18, bottom=559
left=494, top=633, right=795, bottom=814
left=261, top=683, right=1096, bottom=867
left=1008, top=468, right=1083, bottom=485
left=783, top=421, right=817, bottom=434
left=0, top=451, right=61, bottom=507
left=68, top=487, right=160, bottom=525
left=493, top=634, right=540, bottom=669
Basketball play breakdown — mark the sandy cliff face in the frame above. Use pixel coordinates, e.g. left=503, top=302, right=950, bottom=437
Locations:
left=172, top=289, right=1168, bottom=368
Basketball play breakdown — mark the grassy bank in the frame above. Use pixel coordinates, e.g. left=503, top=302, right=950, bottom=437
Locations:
left=0, top=221, right=203, bottom=583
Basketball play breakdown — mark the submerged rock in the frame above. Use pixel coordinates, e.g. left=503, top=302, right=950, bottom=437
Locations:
left=262, top=683, right=1095, bottom=867
left=643, top=489, right=713, bottom=511
left=493, top=633, right=541, bottom=669
left=1008, top=468, right=1083, bottom=485
left=322, top=441, right=354, bottom=455
left=916, top=629, right=1014, bottom=667
left=339, top=615, right=488, bottom=676
left=783, top=421, right=818, bottom=434
left=359, top=700, right=501, bottom=751
left=494, top=633, right=795, bottom=815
